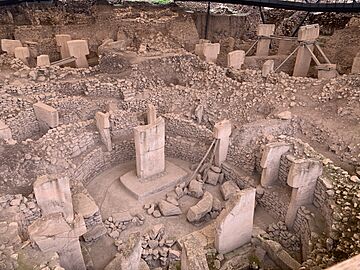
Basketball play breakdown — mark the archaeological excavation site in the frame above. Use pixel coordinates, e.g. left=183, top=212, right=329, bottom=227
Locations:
left=0, top=0, right=360, bottom=269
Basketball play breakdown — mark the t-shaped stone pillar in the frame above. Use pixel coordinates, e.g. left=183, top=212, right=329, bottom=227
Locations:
left=1, top=39, right=22, bottom=56
left=260, top=142, right=291, bottom=187
left=36, top=55, right=51, bottom=67
left=227, top=50, right=245, bottom=70
left=293, top=24, right=320, bottom=77
left=285, top=158, right=323, bottom=228
left=55, top=34, right=71, bottom=59
left=14, top=47, right=30, bottom=65
left=134, top=104, right=165, bottom=179
left=213, top=120, right=232, bottom=167
left=256, top=24, right=275, bottom=57
left=67, top=40, right=90, bottom=68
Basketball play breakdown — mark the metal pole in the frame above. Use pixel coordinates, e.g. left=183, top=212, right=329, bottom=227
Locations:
left=205, top=2, right=211, bottom=39
left=259, top=6, right=265, bottom=24
left=291, top=12, right=310, bottom=37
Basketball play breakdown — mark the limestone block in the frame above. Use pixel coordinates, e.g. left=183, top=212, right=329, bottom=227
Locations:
left=55, top=34, right=71, bottom=59
left=134, top=117, right=165, bottom=179
left=14, top=47, right=30, bottom=65
left=112, top=211, right=133, bottom=223
left=287, top=158, right=323, bottom=188
left=83, top=223, right=107, bottom=242
left=256, top=24, right=275, bottom=57
left=214, top=120, right=232, bottom=167
left=0, top=120, right=12, bottom=140
left=213, top=119, right=231, bottom=139
left=33, top=175, right=74, bottom=223
left=188, top=179, right=204, bottom=198
left=67, top=40, right=90, bottom=68
left=260, top=141, right=291, bottom=187
left=206, top=170, right=220, bottom=185
left=37, top=54, right=51, bottom=67
left=203, top=43, right=220, bottom=63
left=297, top=24, right=320, bottom=42
left=215, top=188, right=256, bottom=254
left=158, top=200, right=182, bottom=216
left=351, top=53, right=360, bottom=74
left=187, top=191, right=213, bottom=223
left=180, top=235, right=209, bottom=270
left=293, top=44, right=314, bottom=77
left=72, top=193, right=99, bottom=219
left=262, top=60, right=274, bottom=77
left=105, top=232, right=142, bottom=270
left=1, top=39, right=22, bottom=55
left=95, top=111, right=112, bottom=152
left=257, top=24, right=276, bottom=37
left=220, top=181, right=240, bottom=201
left=227, top=50, right=245, bottom=69
left=28, top=213, right=86, bottom=270
left=33, top=102, right=59, bottom=128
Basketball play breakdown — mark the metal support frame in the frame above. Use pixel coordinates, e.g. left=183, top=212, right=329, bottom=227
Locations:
left=205, top=2, right=211, bottom=39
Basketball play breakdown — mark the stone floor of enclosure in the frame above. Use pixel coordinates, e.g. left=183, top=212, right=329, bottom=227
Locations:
left=0, top=2, right=360, bottom=270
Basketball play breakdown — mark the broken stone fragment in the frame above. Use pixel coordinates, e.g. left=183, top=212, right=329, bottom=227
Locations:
left=206, top=170, right=220, bottom=185
left=105, top=232, right=142, bottom=270
left=187, top=191, right=213, bottom=223
left=158, top=200, right=182, bottom=216
left=276, top=111, right=292, bottom=120
left=112, top=211, right=133, bottom=223
left=188, top=179, right=204, bottom=198
left=220, top=181, right=240, bottom=200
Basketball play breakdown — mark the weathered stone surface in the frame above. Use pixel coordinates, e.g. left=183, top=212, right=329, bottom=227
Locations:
left=256, top=24, right=275, bottom=56
left=213, top=120, right=232, bottom=167
left=158, top=200, right=182, bottom=216
left=215, top=188, right=256, bottom=254
left=33, top=175, right=73, bottom=223
left=187, top=191, right=213, bottom=222
left=262, top=60, right=274, bottom=77
left=180, top=235, right=209, bottom=270
left=0, top=120, right=12, bottom=140
left=112, top=211, right=133, bottom=223
left=73, top=192, right=99, bottom=218
left=134, top=105, right=165, bottom=179
left=220, top=181, right=240, bottom=200
left=206, top=170, right=220, bottom=185
left=33, top=102, right=59, bottom=128
left=260, top=141, right=291, bottom=187
left=105, top=232, right=142, bottom=270
left=28, top=213, right=86, bottom=270
left=67, top=39, right=90, bottom=68
left=36, top=55, right=51, bottom=67
left=95, top=111, right=112, bottom=151
left=55, top=34, right=71, bottom=59
left=1, top=39, right=22, bottom=55
left=227, top=50, right=245, bottom=70
left=14, top=47, right=30, bottom=65
left=188, top=179, right=204, bottom=198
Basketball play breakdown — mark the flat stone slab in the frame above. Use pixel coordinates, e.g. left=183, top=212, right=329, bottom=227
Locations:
left=120, top=161, right=188, bottom=200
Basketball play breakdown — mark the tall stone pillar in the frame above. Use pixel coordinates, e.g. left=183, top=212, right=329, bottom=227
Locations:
left=134, top=104, right=165, bottom=179
left=256, top=24, right=275, bottom=56
left=351, top=52, right=360, bottom=74
left=14, top=47, right=30, bottom=65
left=293, top=24, right=320, bottom=77
left=215, top=188, right=256, bottom=253
left=95, top=111, right=112, bottom=152
left=285, top=158, right=323, bottom=228
left=67, top=40, right=90, bottom=68
left=33, top=175, right=74, bottom=223
left=55, top=34, right=71, bottom=59
left=260, top=142, right=291, bottom=187
left=227, top=50, right=245, bottom=70
left=213, top=120, right=231, bottom=167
